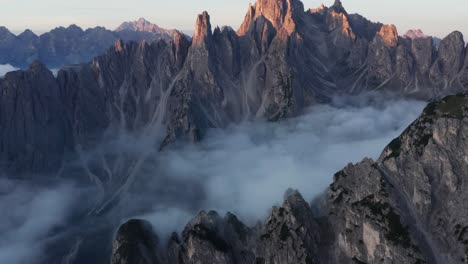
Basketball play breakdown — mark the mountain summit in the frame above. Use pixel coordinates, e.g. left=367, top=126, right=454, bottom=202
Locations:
left=115, top=17, right=178, bottom=37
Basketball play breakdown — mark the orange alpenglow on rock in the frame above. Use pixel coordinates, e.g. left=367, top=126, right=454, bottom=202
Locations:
left=192, top=11, right=212, bottom=46
left=378, top=24, right=399, bottom=48
left=237, top=0, right=304, bottom=36
left=114, top=39, right=124, bottom=52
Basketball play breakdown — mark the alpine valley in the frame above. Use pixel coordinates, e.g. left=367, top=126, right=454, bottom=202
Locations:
left=1, top=0, right=468, bottom=264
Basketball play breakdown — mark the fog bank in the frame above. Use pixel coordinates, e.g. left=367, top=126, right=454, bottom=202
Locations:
left=0, top=94, right=426, bottom=263
left=140, top=96, right=426, bottom=235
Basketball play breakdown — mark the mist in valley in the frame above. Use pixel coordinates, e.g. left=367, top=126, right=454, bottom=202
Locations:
left=0, top=94, right=427, bottom=263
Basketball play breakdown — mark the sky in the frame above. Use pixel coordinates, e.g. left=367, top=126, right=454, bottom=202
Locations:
left=0, top=0, right=467, bottom=38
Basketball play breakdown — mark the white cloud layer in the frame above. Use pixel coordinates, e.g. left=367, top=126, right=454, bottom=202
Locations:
left=139, top=95, right=426, bottom=233
left=0, top=94, right=426, bottom=262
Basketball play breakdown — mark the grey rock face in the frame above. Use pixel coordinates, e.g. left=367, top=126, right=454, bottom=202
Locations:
left=378, top=93, right=468, bottom=263
left=0, top=61, right=69, bottom=175
left=429, top=31, right=466, bottom=86
left=367, top=33, right=395, bottom=85
left=255, top=191, right=321, bottom=264
left=326, top=160, right=426, bottom=263
left=0, top=32, right=191, bottom=175
left=113, top=190, right=321, bottom=264
left=173, top=211, right=256, bottom=264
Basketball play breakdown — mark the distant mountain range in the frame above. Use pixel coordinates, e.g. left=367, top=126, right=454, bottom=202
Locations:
left=0, top=18, right=180, bottom=68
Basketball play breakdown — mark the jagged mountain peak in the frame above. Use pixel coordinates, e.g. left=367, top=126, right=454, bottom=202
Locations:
left=0, top=26, right=14, bottom=36
left=333, top=0, right=343, bottom=6
left=115, top=17, right=177, bottom=37
left=331, top=0, right=346, bottom=13
left=137, top=17, right=150, bottom=23
left=192, top=11, right=212, bottom=46
left=66, top=24, right=84, bottom=33
left=237, top=0, right=304, bottom=36
left=18, top=28, right=37, bottom=38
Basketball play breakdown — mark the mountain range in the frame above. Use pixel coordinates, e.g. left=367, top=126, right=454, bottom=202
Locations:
left=1, top=0, right=468, bottom=263
left=1, top=0, right=467, bottom=176
left=0, top=18, right=179, bottom=68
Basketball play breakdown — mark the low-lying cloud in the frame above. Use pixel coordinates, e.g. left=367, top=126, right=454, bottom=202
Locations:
left=138, top=95, right=426, bottom=234
left=0, top=179, right=77, bottom=264
left=0, top=94, right=426, bottom=263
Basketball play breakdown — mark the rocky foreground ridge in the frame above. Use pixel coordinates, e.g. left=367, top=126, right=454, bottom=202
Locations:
left=110, top=92, right=468, bottom=264
left=1, top=0, right=468, bottom=177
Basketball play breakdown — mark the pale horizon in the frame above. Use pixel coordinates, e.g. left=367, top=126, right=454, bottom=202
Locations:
left=1, top=0, right=468, bottom=39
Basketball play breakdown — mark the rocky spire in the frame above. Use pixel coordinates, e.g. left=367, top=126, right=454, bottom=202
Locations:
left=325, top=0, right=355, bottom=46
left=430, top=31, right=466, bottom=80
left=331, top=0, right=346, bottom=13
left=333, top=0, right=343, bottom=7
left=192, top=11, right=212, bottom=46
left=238, top=0, right=304, bottom=35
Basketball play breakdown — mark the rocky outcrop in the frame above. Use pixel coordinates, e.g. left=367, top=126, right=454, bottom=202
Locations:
left=377, top=24, right=398, bottom=48
left=429, top=31, right=466, bottom=86
left=255, top=191, right=321, bottom=264
left=112, top=191, right=322, bottom=264
left=378, top=93, right=468, bottom=263
left=326, top=160, right=426, bottom=263
left=111, top=219, right=163, bottom=264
